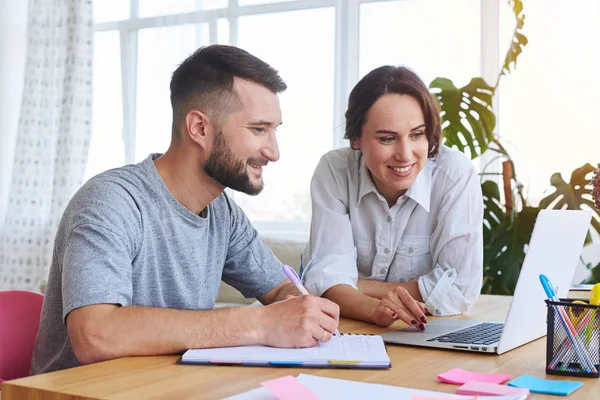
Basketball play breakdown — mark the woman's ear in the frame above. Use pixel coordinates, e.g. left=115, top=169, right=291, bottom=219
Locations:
left=350, top=137, right=361, bottom=150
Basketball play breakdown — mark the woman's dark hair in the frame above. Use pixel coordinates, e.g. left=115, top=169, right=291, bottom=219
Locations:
left=170, top=44, right=287, bottom=140
left=344, top=66, right=442, bottom=158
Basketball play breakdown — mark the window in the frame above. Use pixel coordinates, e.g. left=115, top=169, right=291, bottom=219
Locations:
left=86, top=31, right=124, bottom=179
left=497, top=0, right=600, bottom=204
left=360, top=0, right=481, bottom=88
left=88, top=0, right=494, bottom=236
left=233, top=7, right=335, bottom=222
left=135, top=24, right=210, bottom=160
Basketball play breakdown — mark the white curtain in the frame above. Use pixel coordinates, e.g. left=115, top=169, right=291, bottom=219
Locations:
left=0, top=1, right=28, bottom=237
left=0, top=0, right=93, bottom=291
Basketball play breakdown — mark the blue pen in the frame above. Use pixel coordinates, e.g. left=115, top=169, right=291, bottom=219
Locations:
left=282, top=264, right=340, bottom=336
left=539, top=274, right=597, bottom=373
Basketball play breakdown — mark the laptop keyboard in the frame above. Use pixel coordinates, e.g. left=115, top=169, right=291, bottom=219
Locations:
left=426, top=322, right=504, bottom=345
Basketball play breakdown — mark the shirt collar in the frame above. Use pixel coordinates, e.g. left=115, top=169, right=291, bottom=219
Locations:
left=405, top=161, right=432, bottom=212
left=357, top=156, right=432, bottom=212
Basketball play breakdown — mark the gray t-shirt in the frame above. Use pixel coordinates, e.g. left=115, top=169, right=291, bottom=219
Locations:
left=30, top=154, right=286, bottom=374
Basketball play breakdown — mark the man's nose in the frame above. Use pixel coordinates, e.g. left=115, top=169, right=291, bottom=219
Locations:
left=262, top=131, right=280, bottom=162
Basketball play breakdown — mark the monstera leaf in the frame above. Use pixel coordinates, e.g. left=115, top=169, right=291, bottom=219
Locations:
left=430, top=77, right=496, bottom=159
left=539, top=163, right=600, bottom=237
left=482, top=206, right=540, bottom=295
left=500, top=0, right=528, bottom=77
left=482, top=180, right=504, bottom=241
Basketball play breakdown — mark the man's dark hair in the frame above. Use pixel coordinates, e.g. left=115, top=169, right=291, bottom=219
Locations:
left=344, top=66, right=443, bottom=158
left=170, top=44, right=287, bottom=140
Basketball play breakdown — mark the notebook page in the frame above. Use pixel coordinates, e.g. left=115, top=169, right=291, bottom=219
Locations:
left=183, top=334, right=389, bottom=363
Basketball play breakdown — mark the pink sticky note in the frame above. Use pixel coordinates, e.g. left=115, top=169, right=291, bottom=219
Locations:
left=260, top=375, right=321, bottom=400
left=437, top=368, right=511, bottom=385
left=457, top=381, right=530, bottom=397
left=411, top=396, right=476, bottom=400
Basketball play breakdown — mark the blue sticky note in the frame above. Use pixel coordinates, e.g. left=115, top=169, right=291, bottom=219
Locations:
left=508, top=374, right=584, bottom=396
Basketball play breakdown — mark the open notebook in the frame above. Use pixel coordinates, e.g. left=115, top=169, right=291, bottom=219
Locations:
left=180, top=334, right=391, bottom=369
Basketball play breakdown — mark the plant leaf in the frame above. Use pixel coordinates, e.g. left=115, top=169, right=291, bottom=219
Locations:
left=583, top=262, right=600, bottom=284
left=501, top=0, right=528, bottom=77
left=482, top=180, right=504, bottom=240
left=430, top=77, right=496, bottom=159
left=539, top=163, right=600, bottom=237
left=482, top=207, right=540, bottom=295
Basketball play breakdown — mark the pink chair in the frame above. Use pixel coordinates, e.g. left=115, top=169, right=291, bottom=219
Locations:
left=0, top=290, right=44, bottom=384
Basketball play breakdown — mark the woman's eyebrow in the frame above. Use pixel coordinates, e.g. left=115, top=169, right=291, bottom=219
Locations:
left=374, top=124, right=426, bottom=135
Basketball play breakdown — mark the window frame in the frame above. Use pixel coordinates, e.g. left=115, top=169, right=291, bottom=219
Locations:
left=92, top=0, right=500, bottom=238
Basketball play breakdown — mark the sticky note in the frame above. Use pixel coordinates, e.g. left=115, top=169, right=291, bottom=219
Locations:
left=456, top=381, right=530, bottom=396
left=508, top=374, right=584, bottom=396
left=437, top=368, right=511, bottom=385
left=260, top=375, right=321, bottom=400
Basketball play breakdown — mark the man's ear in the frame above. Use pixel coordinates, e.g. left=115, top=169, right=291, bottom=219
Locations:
left=185, top=110, right=213, bottom=149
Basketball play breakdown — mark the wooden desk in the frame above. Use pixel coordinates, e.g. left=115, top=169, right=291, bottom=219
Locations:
left=2, top=295, right=598, bottom=399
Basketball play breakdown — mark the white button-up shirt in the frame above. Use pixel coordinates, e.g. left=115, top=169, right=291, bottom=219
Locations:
left=301, top=146, right=483, bottom=316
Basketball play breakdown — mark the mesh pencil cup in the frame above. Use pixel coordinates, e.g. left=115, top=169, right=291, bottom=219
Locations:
left=545, top=299, right=600, bottom=378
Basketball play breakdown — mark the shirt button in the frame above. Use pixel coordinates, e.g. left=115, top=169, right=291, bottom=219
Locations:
left=447, top=271, right=454, bottom=277
left=379, top=268, right=386, bottom=274
left=383, top=248, right=390, bottom=254
left=408, top=247, right=414, bottom=254
left=386, top=216, right=392, bottom=223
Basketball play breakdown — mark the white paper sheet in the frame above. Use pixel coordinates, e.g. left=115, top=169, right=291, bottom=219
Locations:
left=224, top=374, right=529, bottom=400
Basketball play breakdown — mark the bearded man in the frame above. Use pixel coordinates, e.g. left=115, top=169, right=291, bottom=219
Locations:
left=31, top=45, right=339, bottom=374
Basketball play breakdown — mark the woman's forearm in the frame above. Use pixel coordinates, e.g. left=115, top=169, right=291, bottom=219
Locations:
left=357, top=279, right=423, bottom=302
left=322, top=284, right=381, bottom=324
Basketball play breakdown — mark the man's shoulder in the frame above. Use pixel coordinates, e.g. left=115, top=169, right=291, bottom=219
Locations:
left=64, top=163, right=149, bottom=230
left=74, top=164, right=145, bottom=207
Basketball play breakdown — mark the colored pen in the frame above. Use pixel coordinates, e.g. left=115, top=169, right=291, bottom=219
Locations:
left=539, top=274, right=597, bottom=373
left=282, top=264, right=340, bottom=336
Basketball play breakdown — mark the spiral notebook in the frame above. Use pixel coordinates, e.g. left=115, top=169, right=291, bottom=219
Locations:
left=180, top=334, right=391, bottom=369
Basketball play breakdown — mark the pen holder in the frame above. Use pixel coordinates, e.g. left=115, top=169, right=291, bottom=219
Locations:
left=545, top=299, right=600, bottom=378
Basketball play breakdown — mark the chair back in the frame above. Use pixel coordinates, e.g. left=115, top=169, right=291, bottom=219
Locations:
left=0, top=290, right=44, bottom=383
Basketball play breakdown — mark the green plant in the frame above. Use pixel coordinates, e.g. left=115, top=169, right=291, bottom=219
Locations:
left=584, top=165, right=600, bottom=283
left=430, top=0, right=600, bottom=294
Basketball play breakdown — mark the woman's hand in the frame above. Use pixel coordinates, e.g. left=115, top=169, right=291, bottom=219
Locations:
left=371, top=286, right=428, bottom=328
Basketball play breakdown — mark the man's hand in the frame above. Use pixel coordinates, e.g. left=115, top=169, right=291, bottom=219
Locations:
left=258, top=295, right=340, bottom=348
left=371, top=286, right=427, bottom=328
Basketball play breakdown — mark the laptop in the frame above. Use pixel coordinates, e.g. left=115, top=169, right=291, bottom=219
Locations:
left=381, top=209, right=593, bottom=355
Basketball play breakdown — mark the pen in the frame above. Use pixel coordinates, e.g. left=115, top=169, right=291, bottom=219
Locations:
left=539, top=274, right=597, bottom=373
left=282, top=264, right=340, bottom=336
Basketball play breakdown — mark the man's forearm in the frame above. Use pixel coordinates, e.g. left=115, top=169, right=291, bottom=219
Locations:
left=272, top=282, right=305, bottom=302
left=357, top=279, right=423, bottom=302
left=68, top=305, right=266, bottom=364
left=322, top=284, right=379, bottom=324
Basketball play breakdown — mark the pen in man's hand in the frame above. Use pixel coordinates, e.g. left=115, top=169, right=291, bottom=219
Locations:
left=282, top=264, right=340, bottom=336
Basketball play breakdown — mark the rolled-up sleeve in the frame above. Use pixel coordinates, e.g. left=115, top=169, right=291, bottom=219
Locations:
left=418, top=167, right=483, bottom=316
left=301, top=156, right=359, bottom=296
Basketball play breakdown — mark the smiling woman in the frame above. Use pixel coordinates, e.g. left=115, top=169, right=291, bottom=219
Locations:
left=301, top=66, right=484, bottom=329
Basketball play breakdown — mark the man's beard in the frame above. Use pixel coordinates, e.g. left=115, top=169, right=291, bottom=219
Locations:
left=203, top=129, right=265, bottom=196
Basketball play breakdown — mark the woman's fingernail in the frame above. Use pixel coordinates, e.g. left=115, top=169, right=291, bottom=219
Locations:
left=420, top=316, right=427, bottom=323
left=419, top=324, right=425, bottom=330
left=411, top=320, right=417, bottom=325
